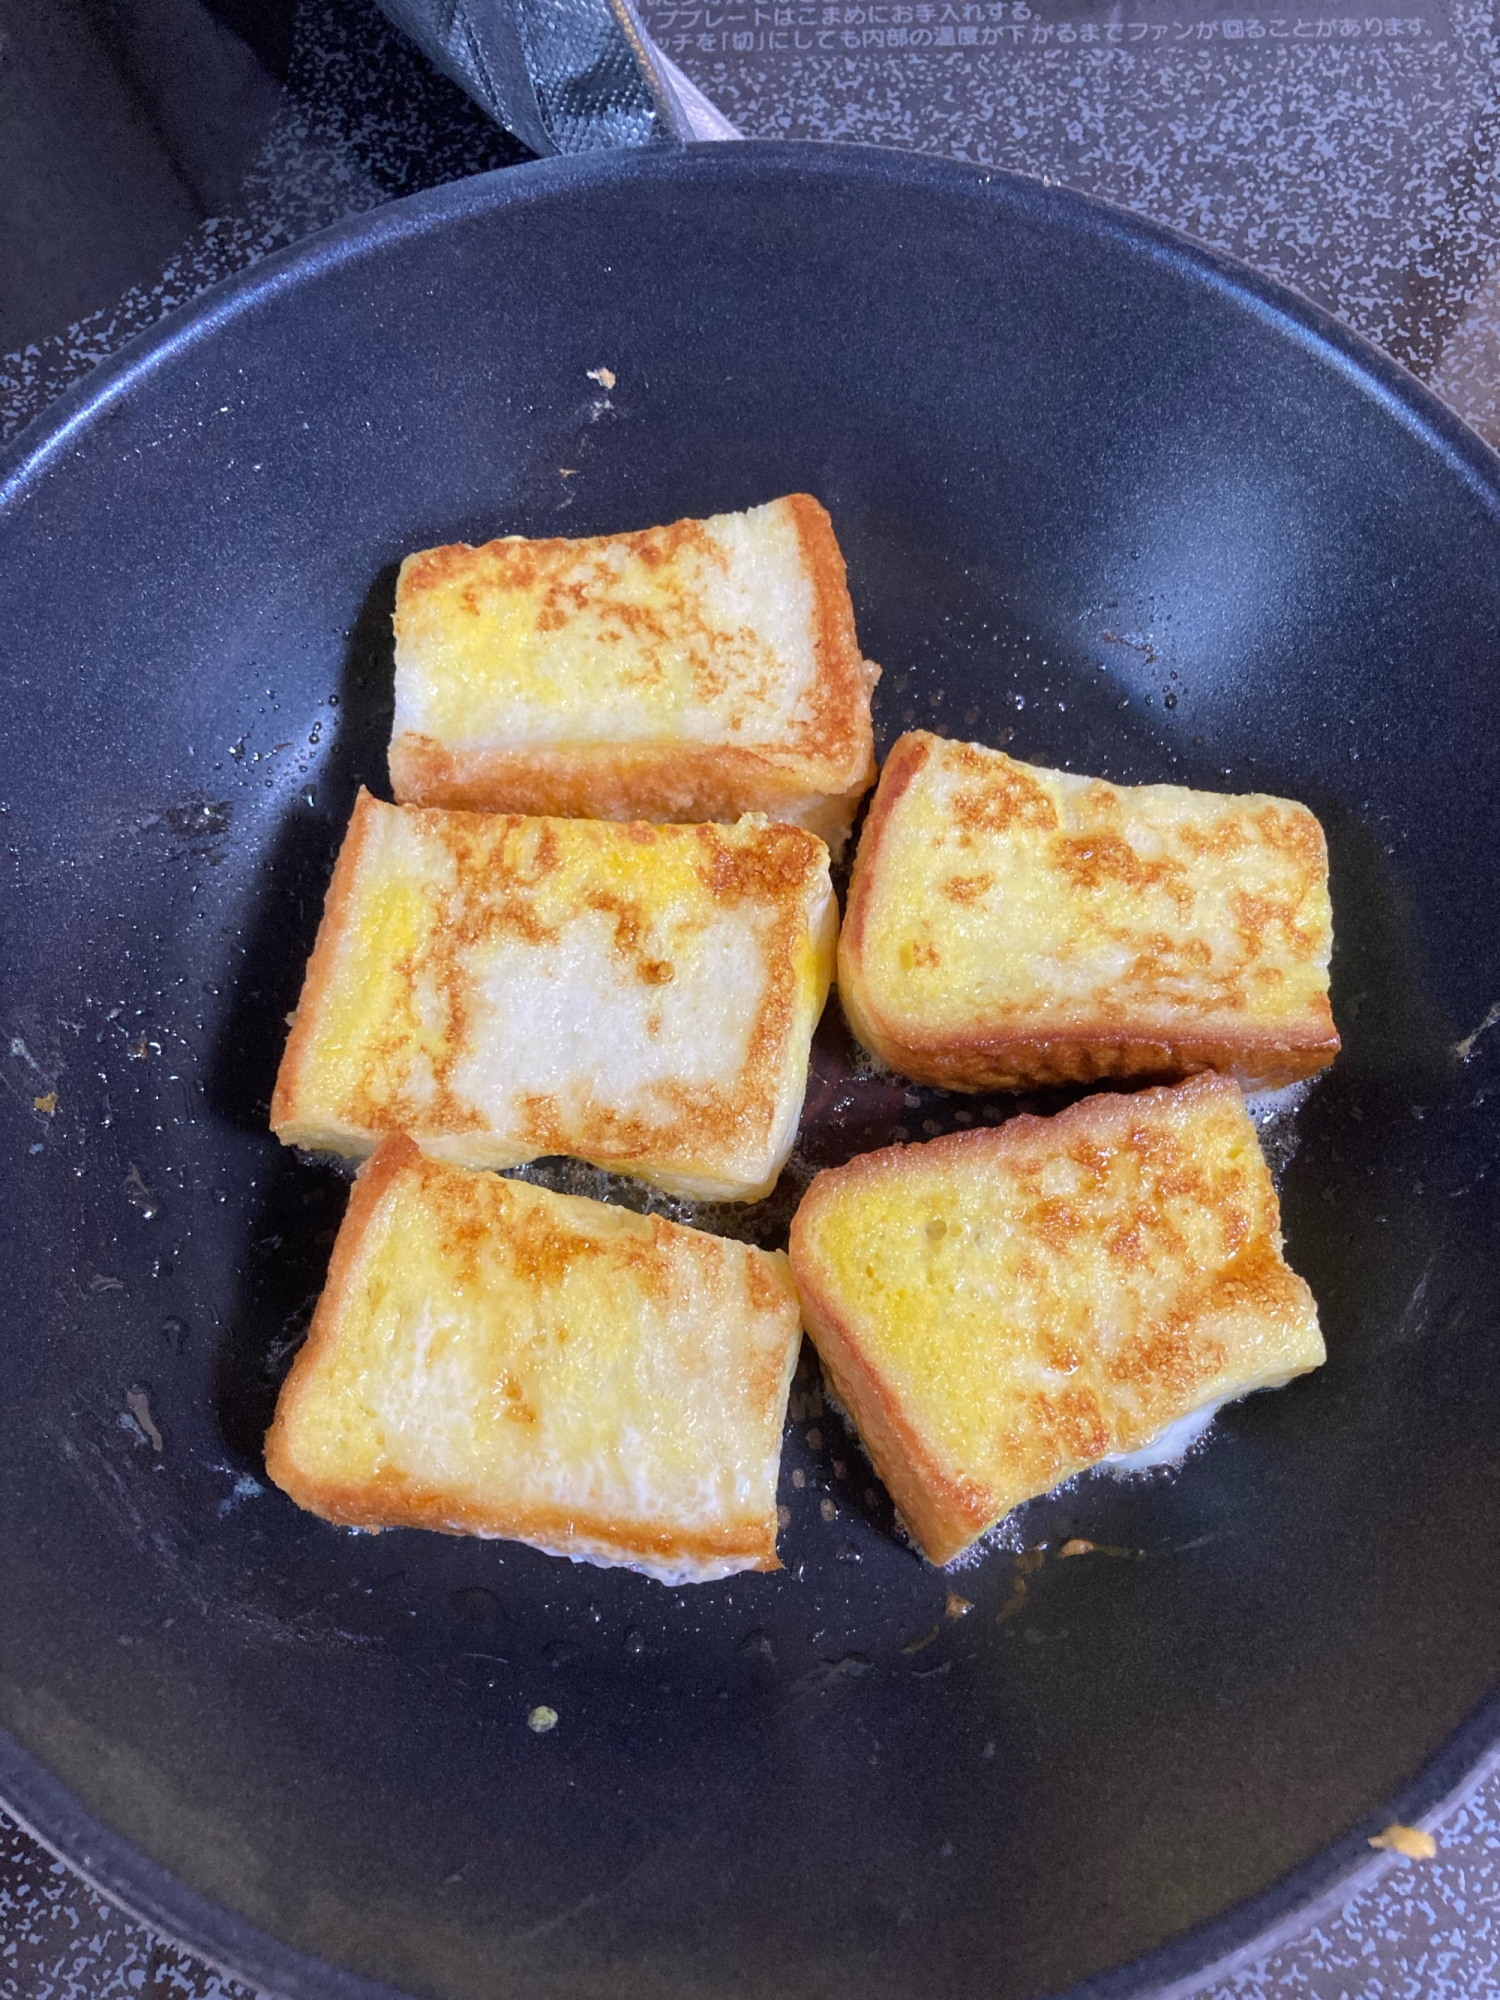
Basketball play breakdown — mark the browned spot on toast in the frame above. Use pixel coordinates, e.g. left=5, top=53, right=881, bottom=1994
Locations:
left=1051, top=831, right=1191, bottom=906
left=943, top=874, right=994, bottom=904
left=497, top=1374, right=539, bottom=1425
left=747, top=1256, right=788, bottom=1315
left=952, top=760, right=1059, bottom=838
left=692, top=819, right=825, bottom=904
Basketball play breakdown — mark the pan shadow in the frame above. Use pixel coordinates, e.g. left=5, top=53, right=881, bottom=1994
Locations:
left=205, top=563, right=399, bottom=1462
left=1273, top=789, right=1461, bottom=1365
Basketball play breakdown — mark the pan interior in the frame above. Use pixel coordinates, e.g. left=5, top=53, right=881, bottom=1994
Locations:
left=3, top=145, right=1499, bottom=2000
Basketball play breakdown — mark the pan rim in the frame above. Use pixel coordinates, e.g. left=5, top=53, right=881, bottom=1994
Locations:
left=3, top=136, right=1499, bottom=2000
left=5, top=1700, right=1498, bottom=2000
left=5, top=139, right=1500, bottom=516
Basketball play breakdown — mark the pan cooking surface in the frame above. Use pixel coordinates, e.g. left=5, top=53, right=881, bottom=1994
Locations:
left=3, top=143, right=1500, bottom=2000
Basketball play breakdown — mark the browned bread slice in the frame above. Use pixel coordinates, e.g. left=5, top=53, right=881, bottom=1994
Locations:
left=838, top=731, right=1339, bottom=1091
left=265, top=1137, right=803, bottom=1583
left=270, top=790, right=837, bottom=1201
left=788, top=1073, right=1325, bottom=1564
left=388, top=495, right=880, bottom=855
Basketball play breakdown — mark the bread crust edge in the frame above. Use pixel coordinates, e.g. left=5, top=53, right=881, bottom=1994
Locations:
left=388, top=737, right=871, bottom=853
left=269, top=785, right=382, bottom=1144
left=263, top=1129, right=420, bottom=1505
left=790, top=1125, right=1000, bottom=1566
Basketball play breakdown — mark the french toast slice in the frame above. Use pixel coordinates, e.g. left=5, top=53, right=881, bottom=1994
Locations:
left=788, top=1073, right=1325, bottom=1564
left=389, top=495, right=881, bottom=855
left=839, top=731, right=1339, bottom=1091
left=270, top=791, right=837, bottom=1201
left=265, top=1138, right=803, bottom=1583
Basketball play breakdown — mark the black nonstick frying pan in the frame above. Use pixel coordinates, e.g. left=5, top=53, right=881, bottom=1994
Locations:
left=3, top=141, right=1500, bottom=2000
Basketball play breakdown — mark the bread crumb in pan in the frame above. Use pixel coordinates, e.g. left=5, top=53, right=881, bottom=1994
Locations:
left=1368, top=1824, right=1437, bottom=1861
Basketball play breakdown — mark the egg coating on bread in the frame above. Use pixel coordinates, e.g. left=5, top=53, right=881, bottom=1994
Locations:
left=789, top=1073, right=1325, bottom=1565
left=265, top=1139, right=802, bottom=1583
left=839, top=731, right=1338, bottom=1091
left=271, top=792, right=837, bottom=1201
left=389, top=495, right=880, bottom=855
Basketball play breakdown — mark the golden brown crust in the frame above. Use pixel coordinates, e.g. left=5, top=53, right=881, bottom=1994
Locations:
left=831, top=1023, right=1338, bottom=1094
left=388, top=738, right=869, bottom=832
left=838, top=732, right=1340, bottom=1092
left=263, top=1131, right=419, bottom=1499
left=789, top=1073, right=1323, bottom=1563
left=783, top=493, right=878, bottom=790
left=793, top=1270, right=990, bottom=1563
left=268, top=786, right=384, bottom=1137
left=838, top=730, right=931, bottom=1052
left=264, top=1468, right=778, bottom=1570
left=389, top=496, right=878, bottom=841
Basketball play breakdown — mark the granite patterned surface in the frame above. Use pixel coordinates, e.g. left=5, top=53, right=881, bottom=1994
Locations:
left=639, top=0, right=1500, bottom=446
left=4, top=1, right=1500, bottom=1995
left=0, top=0, right=527, bottom=446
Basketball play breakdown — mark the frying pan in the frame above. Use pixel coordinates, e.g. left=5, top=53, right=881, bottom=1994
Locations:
left=3, top=140, right=1499, bottom=2000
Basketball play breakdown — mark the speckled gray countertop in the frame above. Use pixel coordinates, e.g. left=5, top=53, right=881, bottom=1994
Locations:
left=3, top=1, right=1500, bottom=1994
